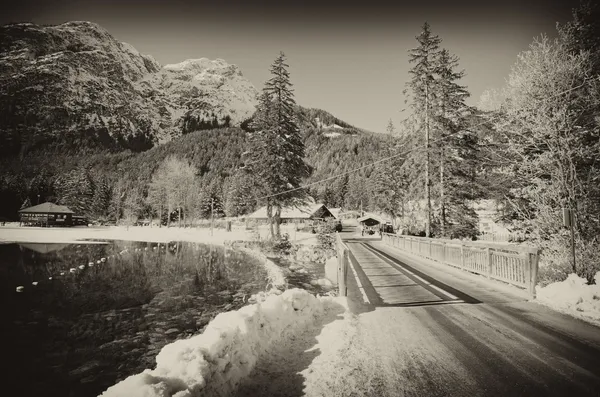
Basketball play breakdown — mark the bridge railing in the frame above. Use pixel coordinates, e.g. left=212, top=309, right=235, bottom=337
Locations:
left=335, top=232, right=350, bottom=297
left=381, top=233, right=540, bottom=297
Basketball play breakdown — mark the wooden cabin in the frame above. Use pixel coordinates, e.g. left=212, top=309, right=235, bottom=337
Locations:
left=248, top=202, right=336, bottom=227
left=18, top=202, right=75, bottom=227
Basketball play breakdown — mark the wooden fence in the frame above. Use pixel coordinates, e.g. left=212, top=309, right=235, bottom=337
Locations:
left=381, top=233, right=540, bottom=298
left=335, top=232, right=350, bottom=297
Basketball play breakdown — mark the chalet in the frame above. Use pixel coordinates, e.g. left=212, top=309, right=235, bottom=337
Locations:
left=357, top=214, right=394, bottom=234
left=357, top=214, right=385, bottom=227
left=18, top=202, right=75, bottom=227
left=248, top=202, right=336, bottom=225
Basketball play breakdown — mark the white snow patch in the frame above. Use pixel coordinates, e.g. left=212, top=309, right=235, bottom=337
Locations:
left=324, top=132, right=341, bottom=138
left=536, top=272, right=600, bottom=324
left=100, top=289, right=346, bottom=397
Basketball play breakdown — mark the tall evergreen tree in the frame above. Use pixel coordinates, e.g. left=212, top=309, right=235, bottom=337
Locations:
left=386, top=119, right=396, bottom=135
left=432, top=48, right=478, bottom=238
left=404, top=22, right=442, bottom=237
left=224, top=171, right=257, bottom=217
left=244, top=52, right=311, bottom=239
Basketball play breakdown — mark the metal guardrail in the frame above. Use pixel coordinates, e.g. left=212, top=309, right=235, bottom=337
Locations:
left=335, top=232, right=350, bottom=297
left=381, top=233, right=540, bottom=298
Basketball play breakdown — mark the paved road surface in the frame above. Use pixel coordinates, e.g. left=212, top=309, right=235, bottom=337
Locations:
left=339, top=228, right=600, bottom=397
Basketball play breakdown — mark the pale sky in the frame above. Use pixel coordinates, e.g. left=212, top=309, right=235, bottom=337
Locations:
left=2, top=0, right=583, bottom=132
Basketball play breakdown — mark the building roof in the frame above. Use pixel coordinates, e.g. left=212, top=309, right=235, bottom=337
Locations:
left=248, top=203, right=335, bottom=220
left=357, top=215, right=385, bottom=224
left=18, top=202, right=75, bottom=214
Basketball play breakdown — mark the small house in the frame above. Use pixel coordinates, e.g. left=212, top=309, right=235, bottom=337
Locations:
left=248, top=202, right=336, bottom=227
left=18, top=202, right=75, bottom=227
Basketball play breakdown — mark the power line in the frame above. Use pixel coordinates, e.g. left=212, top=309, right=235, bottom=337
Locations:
left=254, top=75, right=598, bottom=201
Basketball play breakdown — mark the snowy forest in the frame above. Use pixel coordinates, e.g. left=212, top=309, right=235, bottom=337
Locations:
left=1, top=3, right=599, bottom=281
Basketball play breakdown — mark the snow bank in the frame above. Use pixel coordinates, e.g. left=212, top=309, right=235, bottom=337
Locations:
left=536, top=272, right=600, bottom=324
left=100, top=289, right=345, bottom=397
left=0, top=225, right=252, bottom=246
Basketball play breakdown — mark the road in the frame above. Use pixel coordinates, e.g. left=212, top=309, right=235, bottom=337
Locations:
left=335, top=228, right=600, bottom=397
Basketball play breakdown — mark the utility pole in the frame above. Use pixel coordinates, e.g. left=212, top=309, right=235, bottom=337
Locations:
left=210, top=197, right=214, bottom=236
left=563, top=207, right=576, bottom=273
left=425, top=81, right=431, bottom=238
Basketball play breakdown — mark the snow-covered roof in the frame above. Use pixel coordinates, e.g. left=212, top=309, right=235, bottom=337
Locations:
left=18, top=202, right=74, bottom=214
left=248, top=203, right=335, bottom=220
left=357, top=214, right=386, bottom=224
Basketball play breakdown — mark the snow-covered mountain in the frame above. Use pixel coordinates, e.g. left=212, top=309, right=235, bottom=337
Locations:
left=0, top=21, right=258, bottom=152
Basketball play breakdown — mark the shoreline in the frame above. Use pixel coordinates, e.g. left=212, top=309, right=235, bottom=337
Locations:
left=0, top=225, right=250, bottom=246
left=0, top=224, right=320, bottom=246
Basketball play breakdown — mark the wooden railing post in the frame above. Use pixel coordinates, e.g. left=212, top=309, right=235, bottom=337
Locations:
left=460, top=243, right=465, bottom=269
left=335, top=232, right=349, bottom=297
left=529, top=250, right=539, bottom=299
left=487, top=247, right=493, bottom=277
left=442, top=242, right=446, bottom=264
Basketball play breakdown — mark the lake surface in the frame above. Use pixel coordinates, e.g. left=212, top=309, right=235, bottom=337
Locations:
left=0, top=240, right=269, bottom=397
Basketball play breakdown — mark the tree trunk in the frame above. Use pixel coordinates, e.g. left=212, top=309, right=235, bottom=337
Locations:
left=266, top=201, right=274, bottom=240
left=274, top=205, right=282, bottom=238
left=167, top=205, right=171, bottom=227
left=440, top=145, right=446, bottom=237
left=178, top=207, right=181, bottom=228
left=425, top=82, right=432, bottom=238
left=159, top=205, right=162, bottom=228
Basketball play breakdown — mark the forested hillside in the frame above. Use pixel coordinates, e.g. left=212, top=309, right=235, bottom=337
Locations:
left=0, top=120, right=390, bottom=222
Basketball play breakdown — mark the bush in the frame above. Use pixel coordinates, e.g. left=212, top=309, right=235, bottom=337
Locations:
left=253, top=233, right=293, bottom=257
left=316, top=220, right=337, bottom=258
left=537, top=235, right=600, bottom=286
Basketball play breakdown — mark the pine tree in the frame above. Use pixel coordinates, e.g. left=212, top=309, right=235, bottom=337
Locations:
left=386, top=119, right=396, bottom=135
left=55, top=167, right=95, bottom=216
left=244, top=52, right=311, bottom=239
left=224, top=171, right=257, bottom=216
left=405, top=22, right=443, bottom=237
left=91, top=176, right=112, bottom=220
left=432, top=48, right=478, bottom=238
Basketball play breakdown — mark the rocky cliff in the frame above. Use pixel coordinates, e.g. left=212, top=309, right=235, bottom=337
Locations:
left=0, top=21, right=258, bottom=155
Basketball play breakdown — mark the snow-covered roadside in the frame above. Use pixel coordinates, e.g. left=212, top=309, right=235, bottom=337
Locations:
left=0, top=224, right=319, bottom=246
left=100, top=289, right=348, bottom=397
left=535, top=272, right=600, bottom=327
left=0, top=225, right=251, bottom=246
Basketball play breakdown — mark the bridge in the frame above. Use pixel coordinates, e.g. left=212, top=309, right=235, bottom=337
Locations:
left=334, top=226, right=600, bottom=397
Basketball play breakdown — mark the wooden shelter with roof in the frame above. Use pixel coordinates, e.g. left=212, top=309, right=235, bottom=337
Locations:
left=18, top=202, right=75, bottom=227
left=248, top=202, right=336, bottom=226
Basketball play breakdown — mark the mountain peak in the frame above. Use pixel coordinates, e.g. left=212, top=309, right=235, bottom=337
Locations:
left=0, top=20, right=259, bottom=153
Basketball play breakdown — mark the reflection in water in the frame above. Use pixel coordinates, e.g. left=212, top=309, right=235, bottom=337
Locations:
left=0, top=240, right=269, bottom=397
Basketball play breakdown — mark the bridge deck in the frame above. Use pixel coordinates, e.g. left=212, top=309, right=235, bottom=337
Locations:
left=346, top=240, right=462, bottom=306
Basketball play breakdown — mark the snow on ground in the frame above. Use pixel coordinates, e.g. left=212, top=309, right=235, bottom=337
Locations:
left=0, top=224, right=318, bottom=246
left=100, top=289, right=348, bottom=397
left=535, top=272, right=600, bottom=326
left=0, top=225, right=247, bottom=245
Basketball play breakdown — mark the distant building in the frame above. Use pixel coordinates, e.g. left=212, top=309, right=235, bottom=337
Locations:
left=248, top=202, right=336, bottom=224
left=18, top=202, right=75, bottom=227
left=357, top=214, right=385, bottom=227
